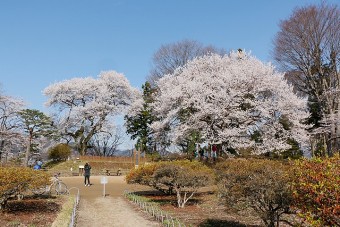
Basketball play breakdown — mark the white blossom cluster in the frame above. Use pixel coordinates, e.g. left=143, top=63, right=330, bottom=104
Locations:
left=43, top=71, right=140, bottom=142
left=151, top=52, right=310, bottom=154
left=0, top=94, right=26, bottom=152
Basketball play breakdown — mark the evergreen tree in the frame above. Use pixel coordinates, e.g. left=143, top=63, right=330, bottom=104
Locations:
left=125, top=82, right=156, bottom=154
left=18, top=109, right=55, bottom=166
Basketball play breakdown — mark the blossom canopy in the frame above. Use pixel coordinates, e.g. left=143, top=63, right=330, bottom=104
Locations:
left=151, top=52, right=309, bottom=154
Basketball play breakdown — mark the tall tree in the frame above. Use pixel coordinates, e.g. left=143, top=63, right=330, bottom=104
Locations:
left=145, top=40, right=226, bottom=153
left=43, top=71, right=139, bottom=155
left=147, top=39, right=226, bottom=85
left=273, top=3, right=340, bottom=155
left=125, top=82, right=156, bottom=154
left=0, top=91, right=25, bottom=163
left=151, top=52, right=309, bottom=155
left=18, top=109, right=55, bottom=166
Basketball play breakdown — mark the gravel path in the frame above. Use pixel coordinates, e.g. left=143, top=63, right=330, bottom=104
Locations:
left=61, top=176, right=160, bottom=227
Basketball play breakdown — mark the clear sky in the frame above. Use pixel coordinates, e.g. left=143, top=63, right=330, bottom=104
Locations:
left=2, top=0, right=339, bottom=109
left=0, top=0, right=338, bottom=148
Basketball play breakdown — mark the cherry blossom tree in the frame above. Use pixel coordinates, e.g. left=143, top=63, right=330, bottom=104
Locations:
left=151, top=52, right=310, bottom=155
left=0, top=92, right=25, bottom=162
left=43, top=71, right=140, bottom=155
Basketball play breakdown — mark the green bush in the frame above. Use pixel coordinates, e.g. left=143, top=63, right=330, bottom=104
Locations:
left=291, top=156, right=340, bottom=226
left=215, top=158, right=293, bottom=227
left=48, top=143, right=71, bottom=161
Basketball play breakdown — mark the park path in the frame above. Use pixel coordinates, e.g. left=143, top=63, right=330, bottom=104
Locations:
left=61, top=176, right=160, bottom=227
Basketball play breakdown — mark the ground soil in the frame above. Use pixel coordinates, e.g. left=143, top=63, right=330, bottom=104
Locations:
left=0, top=176, right=160, bottom=227
left=133, top=188, right=263, bottom=227
left=0, top=196, right=65, bottom=227
left=62, top=176, right=263, bottom=227
left=0, top=175, right=292, bottom=227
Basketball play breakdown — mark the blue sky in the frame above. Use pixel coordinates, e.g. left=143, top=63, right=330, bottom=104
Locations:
left=2, top=0, right=339, bottom=110
left=0, top=0, right=338, bottom=148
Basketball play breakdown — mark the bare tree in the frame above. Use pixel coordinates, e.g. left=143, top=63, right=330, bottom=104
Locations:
left=273, top=3, right=340, bottom=155
left=88, top=126, right=125, bottom=156
left=147, top=39, right=226, bottom=85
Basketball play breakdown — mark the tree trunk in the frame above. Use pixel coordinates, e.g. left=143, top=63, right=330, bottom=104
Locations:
left=78, top=140, right=87, bottom=156
left=176, top=189, right=183, bottom=208
left=24, top=134, right=33, bottom=167
left=323, top=134, right=328, bottom=157
left=310, top=137, right=315, bottom=157
left=0, top=198, right=7, bottom=211
left=0, top=140, right=4, bottom=163
left=329, top=108, right=336, bottom=156
left=336, top=109, right=340, bottom=155
left=266, top=213, right=276, bottom=227
left=74, top=119, right=103, bottom=156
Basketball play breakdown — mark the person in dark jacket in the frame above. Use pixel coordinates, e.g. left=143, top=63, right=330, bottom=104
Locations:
left=84, top=162, right=91, bottom=186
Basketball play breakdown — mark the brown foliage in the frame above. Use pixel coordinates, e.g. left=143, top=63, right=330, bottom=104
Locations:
left=216, top=158, right=293, bottom=227
left=126, top=162, right=161, bottom=188
left=0, top=167, right=50, bottom=210
left=126, top=160, right=214, bottom=208
left=154, top=160, right=214, bottom=208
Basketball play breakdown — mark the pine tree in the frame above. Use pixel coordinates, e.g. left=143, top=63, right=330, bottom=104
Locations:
left=18, top=109, right=55, bottom=166
left=125, top=82, right=156, bottom=154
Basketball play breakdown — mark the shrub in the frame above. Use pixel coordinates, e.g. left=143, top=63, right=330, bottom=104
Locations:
left=126, top=160, right=214, bottom=207
left=126, top=162, right=163, bottom=191
left=291, top=156, right=340, bottom=226
left=153, top=160, right=214, bottom=207
left=215, top=158, right=293, bottom=227
left=0, top=167, right=50, bottom=210
left=48, top=143, right=71, bottom=161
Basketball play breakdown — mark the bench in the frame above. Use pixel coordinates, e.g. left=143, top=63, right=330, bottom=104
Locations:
left=103, top=169, right=122, bottom=176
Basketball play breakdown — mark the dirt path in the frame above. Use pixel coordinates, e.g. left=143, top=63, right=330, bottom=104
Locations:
left=61, top=176, right=160, bottom=227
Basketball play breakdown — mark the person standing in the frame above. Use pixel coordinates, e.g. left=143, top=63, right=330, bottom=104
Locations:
left=84, top=162, right=91, bottom=186
left=203, top=146, right=209, bottom=161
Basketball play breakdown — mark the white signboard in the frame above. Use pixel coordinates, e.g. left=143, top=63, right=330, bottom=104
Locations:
left=101, top=176, right=108, bottom=197
left=101, top=176, right=108, bottom=184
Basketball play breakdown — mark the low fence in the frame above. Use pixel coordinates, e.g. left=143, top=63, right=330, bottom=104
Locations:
left=68, top=187, right=80, bottom=227
left=79, top=155, right=148, bottom=163
left=124, top=190, right=186, bottom=227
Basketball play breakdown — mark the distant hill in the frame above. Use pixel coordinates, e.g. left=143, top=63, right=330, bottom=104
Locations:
left=113, top=149, right=134, bottom=157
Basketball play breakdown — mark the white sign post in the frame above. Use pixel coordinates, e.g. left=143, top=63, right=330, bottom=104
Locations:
left=101, top=176, right=108, bottom=197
